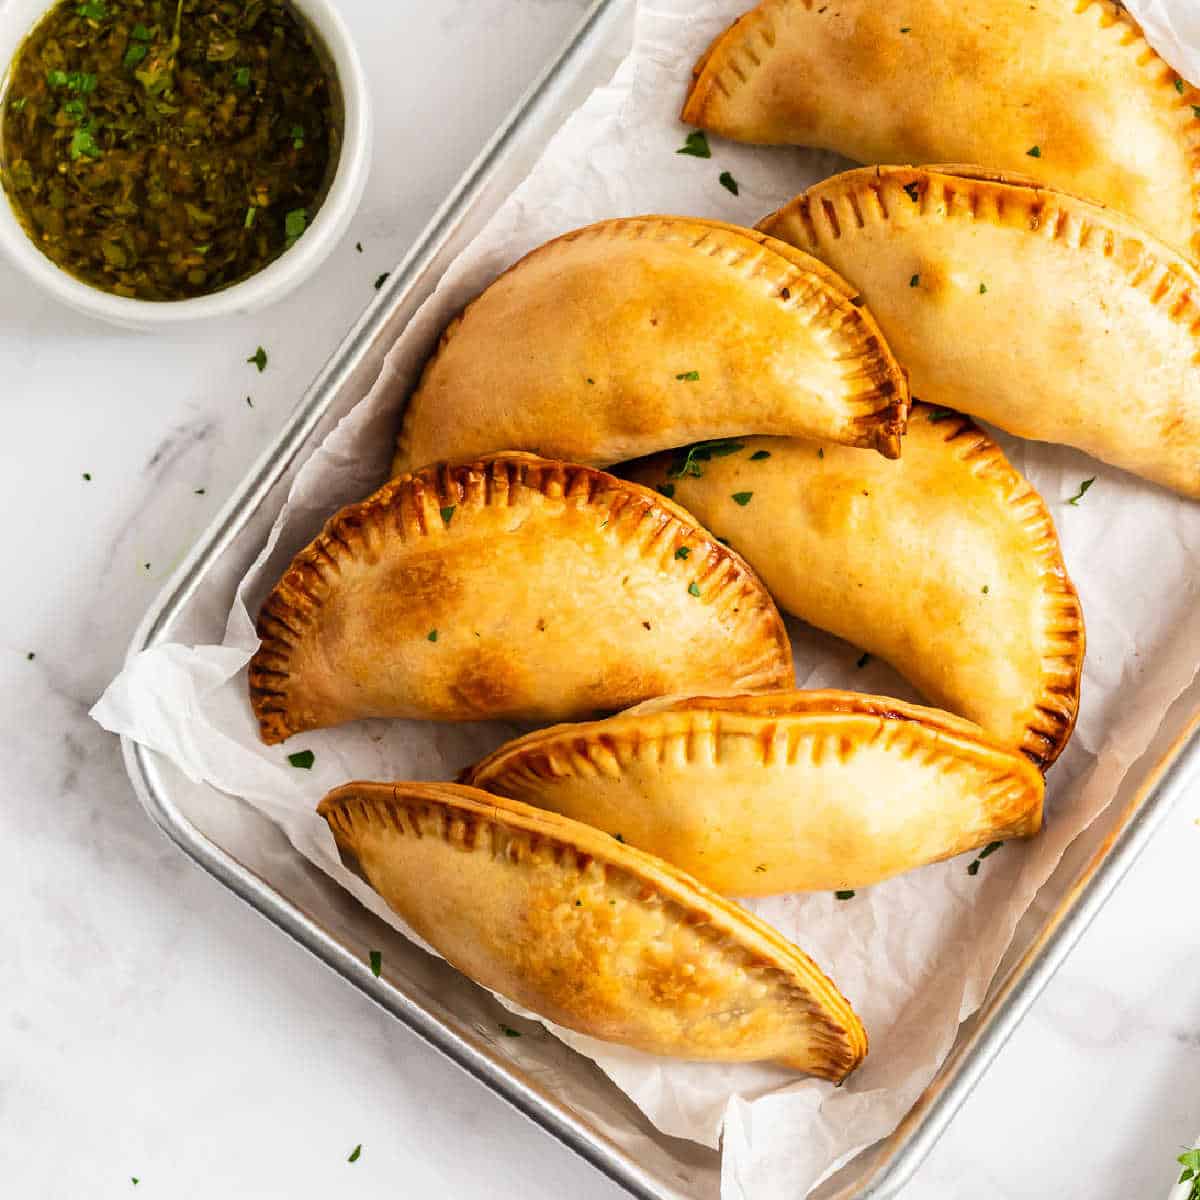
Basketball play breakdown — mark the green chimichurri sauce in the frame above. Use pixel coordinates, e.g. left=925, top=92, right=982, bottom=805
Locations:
left=0, top=0, right=340, bottom=301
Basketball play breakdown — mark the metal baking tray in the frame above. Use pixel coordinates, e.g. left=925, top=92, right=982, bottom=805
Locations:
left=119, top=0, right=1200, bottom=1195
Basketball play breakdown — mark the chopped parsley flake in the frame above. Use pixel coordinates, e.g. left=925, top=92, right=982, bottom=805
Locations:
left=675, top=370, right=700, bottom=382
left=427, top=629, right=438, bottom=642
left=982, top=584, right=989, bottom=594
left=817, top=448, right=824, bottom=459
left=731, top=491, right=753, bottom=506
left=750, top=449, right=771, bottom=461
left=234, top=66, right=251, bottom=88
left=348, top=1144, right=362, bottom=1163
left=899, top=25, right=910, bottom=32
left=688, top=582, right=702, bottom=597
left=1177, top=79, right=1186, bottom=95
left=291, top=123, right=305, bottom=149
left=676, top=130, right=711, bottom=158
left=1193, top=105, right=1200, bottom=119
left=909, top=273, right=920, bottom=287
left=26, top=652, right=35, bottom=661
left=247, top=346, right=268, bottom=372
left=78, top=1, right=107, bottom=19
left=978, top=282, right=988, bottom=295
left=1067, top=477, right=1096, bottom=505
left=123, top=42, right=148, bottom=68
left=967, top=860, right=981, bottom=876
left=928, top=407, right=955, bottom=423
left=500, top=1023, right=521, bottom=1037
left=369, top=950, right=382, bottom=977
left=856, top=652, right=870, bottom=668
left=131, top=23, right=150, bottom=40
left=675, top=546, right=691, bottom=560
left=668, top=438, right=745, bottom=479
left=440, top=505, right=456, bottom=525
left=244, top=206, right=257, bottom=229
left=719, top=170, right=739, bottom=195
left=82, top=471, right=92, bottom=480
left=194, top=487, right=205, bottom=495
left=978, top=841, right=1004, bottom=859
left=755, top=864, right=767, bottom=873
left=903, top=182, right=920, bottom=203
left=835, top=890, right=856, bottom=900
left=9, top=97, right=27, bottom=112
left=374, top=272, right=390, bottom=290
left=657, top=483, right=675, bottom=499
left=356, top=241, right=363, bottom=252
left=287, top=750, right=315, bottom=769
left=612, top=833, right=625, bottom=843
left=1026, top=145, right=1041, bottom=158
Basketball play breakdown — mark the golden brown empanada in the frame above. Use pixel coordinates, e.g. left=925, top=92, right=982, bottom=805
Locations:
left=250, top=453, right=793, bottom=744
left=759, top=166, right=1200, bottom=498
left=465, top=692, right=1045, bottom=896
left=392, top=216, right=909, bottom=474
left=684, top=0, right=1200, bottom=261
left=625, top=410, right=1084, bottom=768
left=319, top=781, right=868, bottom=1076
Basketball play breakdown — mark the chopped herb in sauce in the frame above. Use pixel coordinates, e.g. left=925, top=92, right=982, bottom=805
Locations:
left=676, top=129, right=710, bottom=158
left=427, top=629, right=438, bottom=642
left=1026, top=145, right=1041, bottom=158
left=750, top=449, right=770, bottom=460
left=1067, top=477, right=1095, bottom=505
left=718, top=170, right=739, bottom=195
left=979, top=282, right=988, bottom=294
left=687, top=582, right=701, bottom=597
left=909, top=273, right=919, bottom=287
left=439, top=505, right=456, bottom=525
left=927, top=407, right=955, bottom=423
left=856, top=652, right=870, bottom=668
left=675, top=546, right=691, bottom=559
left=1176, top=78, right=1185, bottom=95
left=731, top=491, right=753, bottom=506
left=903, top=182, right=920, bottom=202
left=1, top=0, right=341, bottom=301
left=675, top=369, right=700, bottom=381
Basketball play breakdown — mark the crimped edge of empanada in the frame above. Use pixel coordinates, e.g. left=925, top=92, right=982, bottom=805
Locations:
left=250, top=453, right=794, bottom=745
left=320, top=780, right=868, bottom=1078
left=912, top=406, right=1084, bottom=769
left=683, top=0, right=1200, bottom=262
left=394, top=215, right=910, bottom=467
left=465, top=689, right=1044, bottom=839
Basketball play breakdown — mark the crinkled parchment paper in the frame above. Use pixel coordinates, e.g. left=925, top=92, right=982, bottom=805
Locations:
left=93, top=1, right=1200, bottom=1193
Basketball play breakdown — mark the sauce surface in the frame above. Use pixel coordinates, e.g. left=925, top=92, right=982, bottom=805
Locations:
left=0, top=0, right=339, bottom=301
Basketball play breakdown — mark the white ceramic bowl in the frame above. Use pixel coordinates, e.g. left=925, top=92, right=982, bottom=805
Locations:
left=0, top=0, right=371, bottom=328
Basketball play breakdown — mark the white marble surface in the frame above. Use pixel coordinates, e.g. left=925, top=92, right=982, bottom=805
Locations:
left=3, top=1, right=1199, bottom=1196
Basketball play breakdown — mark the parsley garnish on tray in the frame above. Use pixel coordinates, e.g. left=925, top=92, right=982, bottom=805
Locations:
left=247, top=346, right=267, bottom=372
left=676, top=130, right=711, bottom=158
left=287, top=749, right=314, bottom=769
left=1068, top=477, right=1096, bottom=505
left=719, top=170, right=739, bottom=195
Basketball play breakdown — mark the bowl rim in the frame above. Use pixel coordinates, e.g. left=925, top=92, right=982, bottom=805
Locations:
left=0, top=0, right=372, bottom=325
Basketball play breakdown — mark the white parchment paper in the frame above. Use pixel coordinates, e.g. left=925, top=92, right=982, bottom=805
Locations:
left=94, top=1, right=1200, bottom=1193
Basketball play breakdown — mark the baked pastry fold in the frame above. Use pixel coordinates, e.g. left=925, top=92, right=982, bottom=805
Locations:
left=250, top=453, right=793, bottom=743
left=625, top=409, right=1084, bottom=768
left=319, top=780, right=869, bottom=1078
left=684, top=0, right=1200, bottom=262
left=465, top=692, right=1045, bottom=896
left=759, top=166, right=1200, bottom=498
left=392, top=216, right=909, bottom=473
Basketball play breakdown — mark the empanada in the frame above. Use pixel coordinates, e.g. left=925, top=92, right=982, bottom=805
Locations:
left=759, top=166, right=1200, bottom=498
left=250, top=453, right=793, bottom=743
left=465, top=692, right=1045, bottom=895
left=625, top=410, right=1084, bottom=768
left=392, top=216, right=909, bottom=474
left=319, top=780, right=868, bottom=1076
left=684, top=0, right=1200, bottom=261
